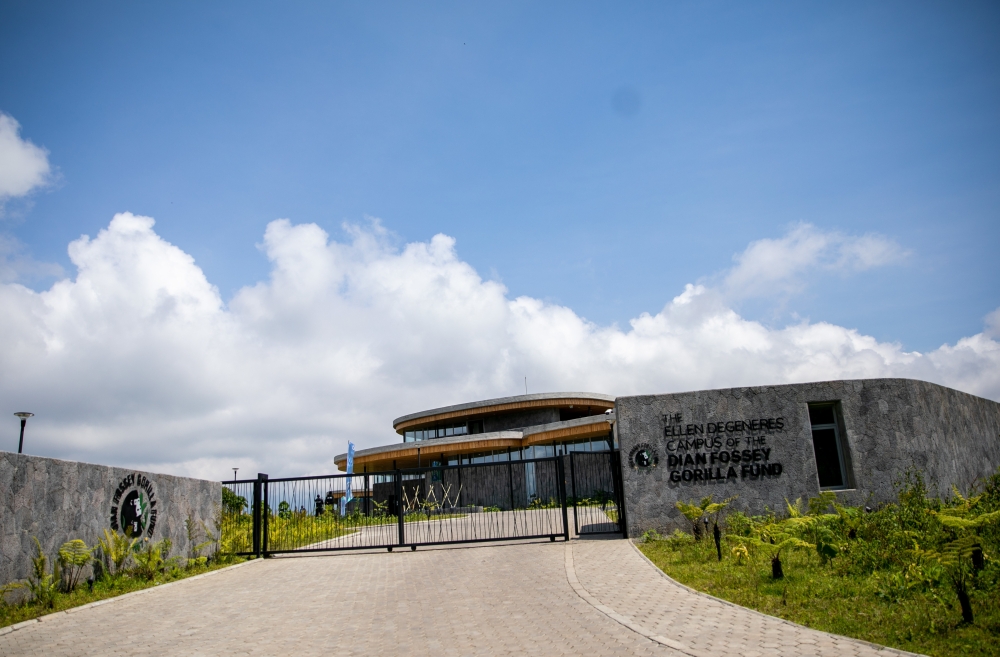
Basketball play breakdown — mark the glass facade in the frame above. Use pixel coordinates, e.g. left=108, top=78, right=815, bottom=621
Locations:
left=428, top=435, right=614, bottom=467
left=403, top=420, right=485, bottom=442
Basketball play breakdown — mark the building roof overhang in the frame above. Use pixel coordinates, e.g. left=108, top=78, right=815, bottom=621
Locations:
left=391, top=392, right=615, bottom=434
left=335, top=412, right=615, bottom=472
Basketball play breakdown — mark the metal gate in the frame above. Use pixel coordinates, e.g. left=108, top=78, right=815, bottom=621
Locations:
left=221, top=452, right=625, bottom=557
left=567, top=450, right=626, bottom=535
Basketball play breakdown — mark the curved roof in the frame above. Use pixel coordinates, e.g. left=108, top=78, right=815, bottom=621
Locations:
left=334, top=411, right=616, bottom=471
left=391, top=392, right=616, bottom=433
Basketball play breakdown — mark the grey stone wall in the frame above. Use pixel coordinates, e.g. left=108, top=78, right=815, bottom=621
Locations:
left=616, top=378, right=1000, bottom=537
left=0, top=452, right=220, bottom=588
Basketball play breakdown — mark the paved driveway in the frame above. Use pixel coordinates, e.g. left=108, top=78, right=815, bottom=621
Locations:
left=0, top=537, right=919, bottom=656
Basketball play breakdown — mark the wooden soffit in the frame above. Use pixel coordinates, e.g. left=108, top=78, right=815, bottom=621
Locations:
left=521, top=420, right=612, bottom=447
left=393, top=397, right=613, bottom=434
left=334, top=436, right=523, bottom=470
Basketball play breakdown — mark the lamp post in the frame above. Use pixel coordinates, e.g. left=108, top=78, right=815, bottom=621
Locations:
left=14, top=412, right=33, bottom=454
left=232, top=467, right=239, bottom=482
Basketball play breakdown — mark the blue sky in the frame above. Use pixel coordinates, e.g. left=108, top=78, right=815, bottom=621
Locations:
left=1, top=2, right=999, bottom=476
left=3, top=1, right=998, bottom=349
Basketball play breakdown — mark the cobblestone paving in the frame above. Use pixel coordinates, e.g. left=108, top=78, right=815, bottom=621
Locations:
left=0, top=537, right=921, bottom=656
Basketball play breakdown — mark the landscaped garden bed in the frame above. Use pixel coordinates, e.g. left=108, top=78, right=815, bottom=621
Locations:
left=638, top=470, right=1000, bottom=657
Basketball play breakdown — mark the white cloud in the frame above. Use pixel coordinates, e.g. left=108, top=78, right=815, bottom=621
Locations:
left=0, top=234, right=63, bottom=284
left=0, top=113, right=52, bottom=204
left=723, top=223, right=909, bottom=299
left=0, top=214, right=996, bottom=480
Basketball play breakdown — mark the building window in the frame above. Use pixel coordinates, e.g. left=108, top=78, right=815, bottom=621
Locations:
left=403, top=422, right=474, bottom=443
left=808, top=402, right=851, bottom=489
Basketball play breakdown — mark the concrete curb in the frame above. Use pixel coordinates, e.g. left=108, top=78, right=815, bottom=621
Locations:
left=564, top=541, right=704, bottom=656
left=626, top=538, right=927, bottom=657
left=0, top=558, right=263, bottom=637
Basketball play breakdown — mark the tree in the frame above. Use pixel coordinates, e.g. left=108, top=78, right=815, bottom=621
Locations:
left=676, top=496, right=713, bottom=541
left=918, top=498, right=1000, bottom=623
left=703, top=496, right=737, bottom=561
left=222, top=487, right=248, bottom=515
left=732, top=524, right=814, bottom=579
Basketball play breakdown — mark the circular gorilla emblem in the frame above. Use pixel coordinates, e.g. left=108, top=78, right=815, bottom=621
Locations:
left=110, top=473, right=158, bottom=538
left=628, top=443, right=659, bottom=469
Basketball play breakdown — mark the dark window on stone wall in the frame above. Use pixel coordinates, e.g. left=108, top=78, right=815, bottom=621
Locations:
left=808, top=402, right=851, bottom=489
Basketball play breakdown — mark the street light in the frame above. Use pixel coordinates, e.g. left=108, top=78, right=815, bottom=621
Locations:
left=232, top=467, right=239, bottom=482
left=14, top=412, right=33, bottom=454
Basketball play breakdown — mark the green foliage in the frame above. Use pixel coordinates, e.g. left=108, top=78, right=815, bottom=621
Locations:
left=1, top=552, right=245, bottom=629
left=222, top=487, right=247, bottom=515
left=96, top=528, right=137, bottom=577
left=527, top=496, right=559, bottom=509
left=641, top=529, right=663, bottom=543
left=132, top=538, right=173, bottom=581
left=185, top=514, right=215, bottom=566
left=57, top=539, right=94, bottom=591
left=640, top=466, right=1000, bottom=656
left=27, top=538, right=60, bottom=608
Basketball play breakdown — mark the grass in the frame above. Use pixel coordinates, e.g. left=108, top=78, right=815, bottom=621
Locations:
left=639, top=537, right=999, bottom=657
left=636, top=470, right=1000, bottom=657
left=0, top=556, right=247, bottom=629
left=222, top=511, right=471, bottom=552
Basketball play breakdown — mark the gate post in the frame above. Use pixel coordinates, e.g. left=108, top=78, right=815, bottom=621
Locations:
left=364, top=473, right=370, bottom=517
left=252, top=476, right=262, bottom=558
left=557, top=456, right=570, bottom=541
left=569, top=453, right=579, bottom=535
left=260, top=473, right=270, bottom=556
left=611, top=450, right=628, bottom=538
left=395, top=469, right=405, bottom=547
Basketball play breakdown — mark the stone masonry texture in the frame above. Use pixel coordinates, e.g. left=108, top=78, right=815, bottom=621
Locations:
left=616, top=378, right=1000, bottom=537
left=0, top=452, right=220, bottom=589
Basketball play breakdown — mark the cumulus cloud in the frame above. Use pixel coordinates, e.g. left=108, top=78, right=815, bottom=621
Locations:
left=1, top=215, right=996, bottom=480
left=723, top=223, right=909, bottom=299
left=0, top=113, right=52, bottom=205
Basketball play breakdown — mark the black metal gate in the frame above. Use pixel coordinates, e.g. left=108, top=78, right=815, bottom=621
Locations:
left=567, top=450, right=626, bottom=535
left=221, top=452, right=625, bottom=556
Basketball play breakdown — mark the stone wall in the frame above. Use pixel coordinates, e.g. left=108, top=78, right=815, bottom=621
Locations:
left=616, top=378, right=1000, bottom=537
left=0, top=452, right=220, bottom=588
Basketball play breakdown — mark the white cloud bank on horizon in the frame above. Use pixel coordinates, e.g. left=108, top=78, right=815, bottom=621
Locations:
left=1, top=213, right=997, bottom=480
left=0, top=112, right=52, bottom=205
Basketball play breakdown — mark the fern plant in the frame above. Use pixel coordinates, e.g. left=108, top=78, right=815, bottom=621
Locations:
left=675, top=496, right=712, bottom=540
left=133, top=538, right=174, bottom=580
left=96, top=528, right=136, bottom=577
left=731, top=524, right=814, bottom=579
left=57, top=539, right=94, bottom=591
left=27, top=537, right=60, bottom=608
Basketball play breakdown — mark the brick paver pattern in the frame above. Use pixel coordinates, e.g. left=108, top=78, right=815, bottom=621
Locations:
left=0, top=537, right=920, bottom=656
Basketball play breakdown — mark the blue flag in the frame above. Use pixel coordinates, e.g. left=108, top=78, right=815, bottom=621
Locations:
left=344, top=441, right=355, bottom=504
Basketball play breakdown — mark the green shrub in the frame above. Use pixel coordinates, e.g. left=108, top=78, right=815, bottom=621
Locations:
left=57, top=539, right=93, bottom=591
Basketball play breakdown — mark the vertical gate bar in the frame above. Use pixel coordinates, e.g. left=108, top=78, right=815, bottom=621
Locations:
left=570, top=453, right=579, bottom=535
left=259, top=473, right=270, bottom=556
left=252, top=477, right=262, bottom=557
left=365, top=473, right=370, bottom=517
left=507, top=461, right=514, bottom=510
left=557, top=456, right=570, bottom=541
left=457, top=464, right=462, bottom=509
left=395, top=469, right=405, bottom=547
